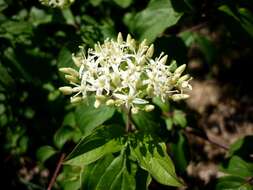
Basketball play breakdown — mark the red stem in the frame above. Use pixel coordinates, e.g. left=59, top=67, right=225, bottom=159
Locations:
left=47, top=153, right=65, bottom=190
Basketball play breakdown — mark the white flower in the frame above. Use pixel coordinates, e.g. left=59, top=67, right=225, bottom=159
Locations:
left=39, top=0, right=74, bottom=8
left=59, top=33, right=192, bottom=112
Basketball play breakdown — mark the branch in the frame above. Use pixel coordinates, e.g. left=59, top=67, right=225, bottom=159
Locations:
left=177, top=22, right=208, bottom=36
left=185, top=127, right=229, bottom=151
left=47, top=153, right=65, bottom=190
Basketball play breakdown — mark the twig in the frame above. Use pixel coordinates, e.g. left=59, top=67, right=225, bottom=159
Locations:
left=177, top=22, right=208, bottom=36
left=47, top=153, right=65, bottom=190
left=185, top=127, right=229, bottom=150
left=206, top=136, right=229, bottom=150
left=126, top=108, right=132, bottom=132
left=163, top=111, right=229, bottom=150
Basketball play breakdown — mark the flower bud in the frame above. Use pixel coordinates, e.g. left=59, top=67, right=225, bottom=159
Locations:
left=95, top=95, right=106, bottom=101
left=180, top=81, right=192, bottom=90
left=144, top=104, right=155, bottom=112
left=181, top=81, right=188, bottom=88
left=59, top=86, right=73, bottom=95
left=171, top=94, right=189, bottom=101
left=139, top=39, right=147, bottom=50
left=130, top=39, right=136, bottom=50
left=106, top=99, right=115, bottom=106
left=146, top=44, right=154, bottom=58
left=94, top=99, right=101, bottom=108
left=114, top=99, right=123, bottom=106
left=160, top=55, right=168, bottom=65
left=126, top=34, right=132, bottom=44
left=65, top=75, right=79, bottom=83
left=72, top=86, right=81, bottom=92
left=59, top=67, right=79, bottom=77
left=171, top=73, right=181, bottom=84
left=112, top=74, right=121, bottom=86
left=117, top=32, right=123, bottom=43
left=178, top=74, right=190, bottom=84
left=70, top=96, right=82, bottom=103
left=131, top=107, right=139, bottom=114
left=72, top=54, right=82, bottom=67
left=94, top=44, right=99, bottom=52
left=147, top=85, right=154, bottom=97
left=139, top=56, right=146, bottom=65
left=175, top=64, right=186, bottom=75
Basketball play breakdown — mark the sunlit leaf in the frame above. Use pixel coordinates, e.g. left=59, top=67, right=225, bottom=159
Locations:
left=65, top=125, right=124, bottom=166
left=221, top=156, right=253, bottom=178
left=216, top=176, right=252, bottom=190
left=75, top=97, right=115, bottom=135
left=130, top=136, right=183, bottom=187
left=96, top=153, right=135, bottom=190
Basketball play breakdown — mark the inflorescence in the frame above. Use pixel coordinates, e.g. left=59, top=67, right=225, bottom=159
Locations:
left=39, top=0, right=75, bottom=8
left=59, top=33, right=192, bottom=113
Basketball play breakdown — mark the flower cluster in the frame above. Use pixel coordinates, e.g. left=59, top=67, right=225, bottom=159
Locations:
left=39, top=0, right=75, bottom=8
left=59, top=33, right=192, bottom=113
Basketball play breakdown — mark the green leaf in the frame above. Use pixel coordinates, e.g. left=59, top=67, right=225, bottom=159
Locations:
left=170, top=0, right=193, bottom=12
left=58, top=165, right=82, bottom=190
left=113, top=0, right=132, bottom=8
left=229, top=138, right=245, bottom=157
left=132, top=110, right=160, bottom=132
left=1, top=21, right=33, bottom=36
left=218, top=5, right=253, bottom=38
left=238, top=8, right=253, bottom=37
left=165, top=117, right=173, bottom=131
left=82, top=153, right=136, bottom=190
left=216, top=176, right=252, bottom=190
left=54, top=111, right=79, bottom=148
left=66, top=139, right=123, bottom=166
left=135, top=167, right=152, bottom=190
left=152, top=97, right=170, bottom=112
left=0, top=63, right=14, bottom=88
left=154, top=36, right=188, bottom=65
left=221, top=156, right=253, bottom=178
left=180, top=31, right=217, bottom=64
left=65, top=125, right=124, bottom=166
left=125, top=0, right=183, bottom=42
left=0, top=0, right=7, bottom=11
left=173, top=110, right=187, bottom=128
left=62, top=112, right=76, bottom=127
left=228, top=136, right=253, bottom=160
left=54, top=125, right=81, bottom=149
left=170, top=133, right=190, bottom=173
left=96, top=153, right=136, bottom=190
left=3, top=48, right=32, bottom=82
left=81, top=154, right=115, bottom=189
left=36, top=146, right=57, bottom=163
left=62, top=8, right=75, bottom=25
left=89, top=0, right=103, bottom=6
left=75, top=97, right=115, bottom=135
left=57, top=47, right=75, bottom=69
left=29, top=7, right=52, bottom=26
left=131, top=136, right=183, bottom=187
